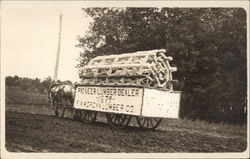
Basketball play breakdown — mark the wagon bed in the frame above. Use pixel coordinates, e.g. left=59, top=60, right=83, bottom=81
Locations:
left=73, top=84, right=181, bottom=129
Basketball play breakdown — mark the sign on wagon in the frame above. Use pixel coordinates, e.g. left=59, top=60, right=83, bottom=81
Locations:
left=74, top=86, right=144, bottom=116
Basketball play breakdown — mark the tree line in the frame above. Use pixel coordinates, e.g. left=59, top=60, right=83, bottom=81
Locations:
left=5, top=76, right=73, bottom=94
left=6, top=76, right=52, bottom=94
left=76, top=8, right=247, bottom=123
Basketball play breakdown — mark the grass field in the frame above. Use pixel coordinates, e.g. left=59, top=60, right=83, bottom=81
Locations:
left=5, top=107, right=247, bottom=152
left=5, top=87, right=48, bottom=105
left=6, top=103, right=247, bottom=141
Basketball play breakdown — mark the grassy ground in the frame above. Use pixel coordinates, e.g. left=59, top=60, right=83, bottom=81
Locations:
left=5, top=87, right=48, bottom=105
left=5, top=110, right=247, bottom=152
left=6, top=104, right=247, bottom=140
left=160, top=118, right=247, bottom=139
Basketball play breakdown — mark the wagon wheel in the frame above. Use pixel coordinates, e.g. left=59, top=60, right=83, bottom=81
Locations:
left=106, top=113, right=132, bottom=128
left=80, top=110, right=97, bottom=123
left=136, top=117, right=162, bottom=130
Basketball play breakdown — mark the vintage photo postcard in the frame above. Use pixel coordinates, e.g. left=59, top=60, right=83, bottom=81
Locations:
left=1, top=0, right=249, bottom=158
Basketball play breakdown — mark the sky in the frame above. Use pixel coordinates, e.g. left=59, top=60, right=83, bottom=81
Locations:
left=1, top=2, right=92, bottom=82
left=1, top=1, right=248, bottom=83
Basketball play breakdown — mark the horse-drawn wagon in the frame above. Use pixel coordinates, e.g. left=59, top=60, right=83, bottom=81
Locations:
left=49, top=49, right=181, bottom=130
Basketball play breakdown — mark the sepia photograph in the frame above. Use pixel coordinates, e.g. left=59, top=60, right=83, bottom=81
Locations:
left=1, top=1, right=249, bottom=158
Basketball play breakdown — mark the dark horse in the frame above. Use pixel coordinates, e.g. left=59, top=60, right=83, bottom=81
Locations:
left=48, top=82, right=76, bottom=117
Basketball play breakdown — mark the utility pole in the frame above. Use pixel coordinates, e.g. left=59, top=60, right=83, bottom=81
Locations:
left=54, top=13, right=62, bottom=81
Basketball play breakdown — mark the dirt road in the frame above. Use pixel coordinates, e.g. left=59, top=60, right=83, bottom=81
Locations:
left=5, top=104, right=247, bottom=152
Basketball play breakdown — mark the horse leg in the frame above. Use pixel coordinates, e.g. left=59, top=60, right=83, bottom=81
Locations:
left=55, top=106, right=59, bottom=117
left=66, top=99, right=74, bottom=116
left=52, top=100, right=55, bottom=109
left=72, top=108, right=77, bottom=120
left=70, top=107, right=74, bottom=116
left=61, top=107, right=66, bottom=118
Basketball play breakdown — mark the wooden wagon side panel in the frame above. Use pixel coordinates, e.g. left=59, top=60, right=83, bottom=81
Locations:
left=73, top=85, right=143, bottom=116
left=141, top=88, right=181, bottom=118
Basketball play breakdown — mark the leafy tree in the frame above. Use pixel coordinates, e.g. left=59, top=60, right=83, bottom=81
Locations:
left=77, top=8, right=247, bottom=123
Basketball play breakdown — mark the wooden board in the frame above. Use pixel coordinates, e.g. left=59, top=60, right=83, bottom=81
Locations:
left=74, top=85, right=143, bottom=116
left=142, top=88, right=181, bottom=118
left=74, top=85, right=181, bottom=118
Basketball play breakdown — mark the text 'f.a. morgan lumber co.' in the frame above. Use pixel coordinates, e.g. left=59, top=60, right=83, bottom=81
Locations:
left=74, top=86, right=144, bottom=115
